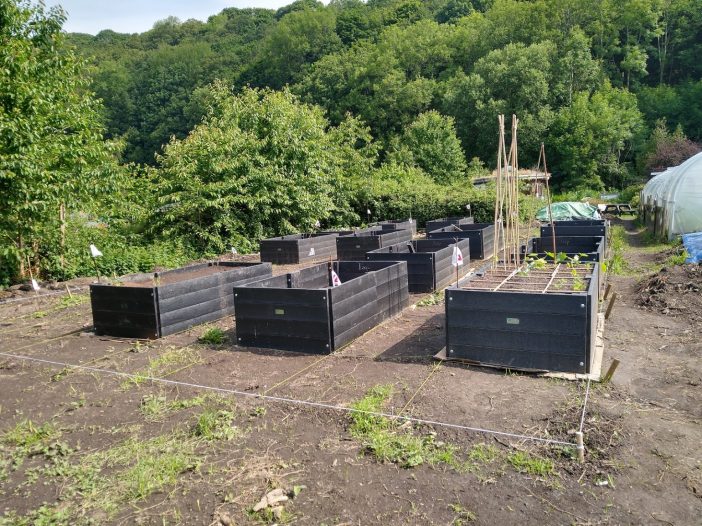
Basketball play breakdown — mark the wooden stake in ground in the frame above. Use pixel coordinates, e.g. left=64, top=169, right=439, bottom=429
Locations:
left=538, top=143, right=557, bottom=259
left=605, top=292, right=617, bottom=319
left=26, top=255, right=40, bottom=298
left=602, top=358, right=620, bottom=383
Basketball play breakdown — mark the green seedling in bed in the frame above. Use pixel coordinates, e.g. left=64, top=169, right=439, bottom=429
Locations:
left=519, top=254, right=548, bottom=276
left=198, top=326, right=227, bottom=344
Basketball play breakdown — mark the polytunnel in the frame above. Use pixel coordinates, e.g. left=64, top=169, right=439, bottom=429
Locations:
left=641, top=152, right=702, bottom=240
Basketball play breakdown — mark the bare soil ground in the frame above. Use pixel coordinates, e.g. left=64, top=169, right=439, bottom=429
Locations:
left=0, top=218, right=700, bottom=525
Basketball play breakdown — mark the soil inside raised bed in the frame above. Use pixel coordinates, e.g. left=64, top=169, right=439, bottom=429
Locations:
left=121, top=265, right=234, bottom=287
left=461, top=262, right=593, bottom=293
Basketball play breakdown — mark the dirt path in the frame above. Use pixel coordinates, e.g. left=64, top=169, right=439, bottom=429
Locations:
left=0, top=226, right=700, bottom=525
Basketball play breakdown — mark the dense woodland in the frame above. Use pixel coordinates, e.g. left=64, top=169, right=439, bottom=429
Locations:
left=1, top=0, right=701, bottom=286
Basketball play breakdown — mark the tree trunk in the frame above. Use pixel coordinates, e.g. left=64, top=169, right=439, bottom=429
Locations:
left=18, top=231, right=25, bottom=278
left=60, top=203, right=66, bottom=271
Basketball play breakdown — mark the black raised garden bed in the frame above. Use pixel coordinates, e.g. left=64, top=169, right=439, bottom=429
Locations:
left=526, top=236, right=605, bottom=294
left=366, top=238, right=471, bottom=292
left=526, top=236, right=605, bottom=263
left=233, top=261, right=409, bottom=353
left=336, top=229, right=413, bottom=261
left=540, top=223, right=606, bottom=239
left=445, top=263, right=600, bottom=373
left=378, top=219, right=417, bottom=235
left=544, top=219, right=607, bottom=227
left=427, top=223, right=495, bottom=260
left=90, top=262, right=272, bottom=339
left=260, top=233, right=340, bottom=264
left=425, top=216, right=474, bottom=233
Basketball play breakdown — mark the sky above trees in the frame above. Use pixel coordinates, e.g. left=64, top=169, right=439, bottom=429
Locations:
left=45, top=0, right=292, bottom=34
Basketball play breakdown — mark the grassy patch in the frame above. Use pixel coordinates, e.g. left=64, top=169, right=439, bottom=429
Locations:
left=349, top=385, right=459, bottom=469
left=0, top=420, right=62, bottom=479
left=198, top=326, right=228, bottom=345
left=97, top=434, right=199, bottom=504
left=416, top=291, right=444, bottom=307
left=467, top=443, right=499, bottom=464
left=663, top=247, right=688, bottom=266
left=139, top=392, right=209, bottom=420
left=25, top=433, right=202, bottom=522
left=193, top=408, right=240, bottom=441
left=2, top=420, right=59, bottom=449
left=57, top=294, right=89, bottom=309
left=507, top=450, right=554, bottom=477
left=122, top=346, right=202, bottom=388
left=607, top=225, right=629, bottom=275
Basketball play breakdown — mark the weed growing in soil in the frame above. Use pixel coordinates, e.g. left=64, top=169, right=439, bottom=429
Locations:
left=2, top=420, right=58, bottom=449
left=0, top=420, right=61, bottom=479
left=198, top=326, right=228, bottom=344
left=416, top=291, right=444, bottom=307
left=58, top=294, right=88, bottom=309
left=140, top=392, right=209, bottom=420
left=450, top=503, right=477, bottom=524
left=507, top=451, right=554, bottom=477
left=122, top=346, right=202, bottom=388
left=102, top=434, right=199, bottom=502
left=349, top=385, right=459, bottom=469
left=193, top=408, right=240, bottom=441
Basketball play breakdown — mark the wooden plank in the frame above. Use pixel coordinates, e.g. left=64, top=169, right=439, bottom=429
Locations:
left=236, top=334, right=331, bottom=354
left=447, top=289, right=588, bottom=315
left=159, top=295, right=232, bottom=326
left=448, top=309, right=585, bottom=336
left=425, top=217, right=474, bottom=232
left=446, top=345, right=586, bottom=373
left=157, top=263, right=271, bottom=298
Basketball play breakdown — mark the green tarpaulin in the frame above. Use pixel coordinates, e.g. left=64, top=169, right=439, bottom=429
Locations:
left=536, top=202, right=600, bottom=221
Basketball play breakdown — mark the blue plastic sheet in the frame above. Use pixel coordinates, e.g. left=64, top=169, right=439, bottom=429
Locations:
left=682, top=232, right=702, bottom=263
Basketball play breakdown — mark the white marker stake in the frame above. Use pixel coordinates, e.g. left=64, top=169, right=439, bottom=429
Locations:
left=31, top=278, right=40, bottom=291
left=452, top=245, right=464, bottom=267
left=452, top=243, right=464, bottom=288
left=331, top=270, right=342, bottom=287
left=89, top=244, right=102, bottom=282
left=231, top=247, right=238, bottom=255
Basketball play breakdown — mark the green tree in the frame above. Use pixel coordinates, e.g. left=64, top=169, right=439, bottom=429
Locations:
left=0, top=0, right=117, bottom=284
left=436, top=0, right=474, bottom=24
left=245, top=7, right=342, bottom=89
left=442, top=41, right=556, bottom=163
left=548, top=83, right=642, bottom=190
left=389, top=111, right=467, bottom=183
left=152, top=83, right=365, bottom=253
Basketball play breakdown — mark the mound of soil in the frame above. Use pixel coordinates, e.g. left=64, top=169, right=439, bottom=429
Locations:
left=637, top=264, right=702, bottom=322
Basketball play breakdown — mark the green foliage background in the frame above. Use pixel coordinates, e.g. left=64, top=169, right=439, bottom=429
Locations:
left=1, top=0, right=701, bottom=286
